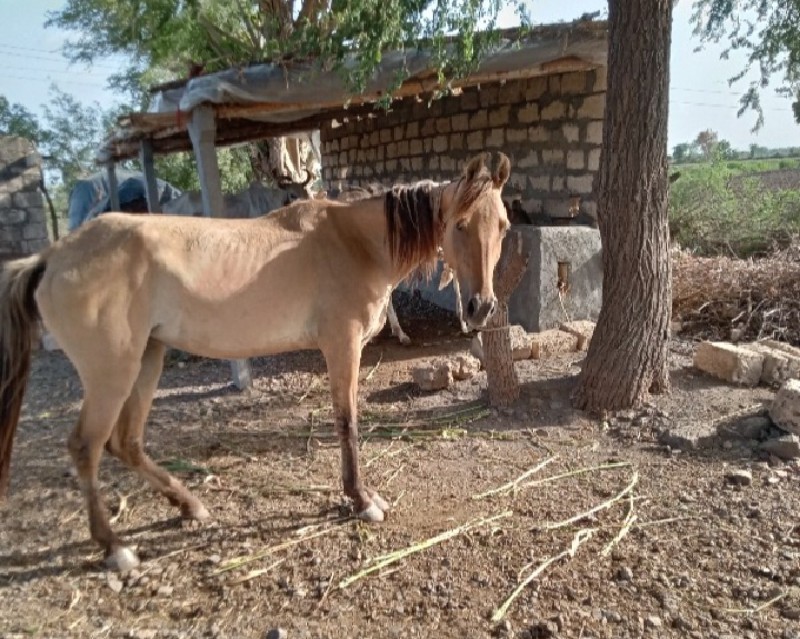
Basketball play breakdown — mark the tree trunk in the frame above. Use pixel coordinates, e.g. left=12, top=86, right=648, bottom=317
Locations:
left=484, top=231, right=529, bottom=407
left=574, top=0, right=673, bottom=412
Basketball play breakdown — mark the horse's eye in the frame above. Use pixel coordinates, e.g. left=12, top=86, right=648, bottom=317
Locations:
left=456, top=220, right=467, bottom=232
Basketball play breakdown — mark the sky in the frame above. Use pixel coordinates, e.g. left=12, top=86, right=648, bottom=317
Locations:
left=1, top=0, right=799, bottom=152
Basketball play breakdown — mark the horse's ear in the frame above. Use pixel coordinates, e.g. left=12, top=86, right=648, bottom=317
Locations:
left=493, top=152, right=511, bottom=189
left=463, top=154, right=486, bottom=182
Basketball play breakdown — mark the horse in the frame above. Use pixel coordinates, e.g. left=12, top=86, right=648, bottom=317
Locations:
left=0, top=152, right=510, bottom=571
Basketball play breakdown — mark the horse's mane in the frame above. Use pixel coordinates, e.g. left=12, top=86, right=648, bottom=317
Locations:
left=384, top=180, right=442, bottom=274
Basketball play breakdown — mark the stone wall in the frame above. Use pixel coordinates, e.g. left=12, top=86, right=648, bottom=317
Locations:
left=0, top=136, right=49, bottom=258
left=320, top=67, right=606, bottom=222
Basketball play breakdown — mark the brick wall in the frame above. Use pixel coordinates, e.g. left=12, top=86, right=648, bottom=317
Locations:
left=0, top=136, right=50, bottom=258
left=320, top=67, right=606, bottom=222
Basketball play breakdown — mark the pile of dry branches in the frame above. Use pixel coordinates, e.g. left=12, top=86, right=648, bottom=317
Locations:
left=672, top=243, right=800, bottom=344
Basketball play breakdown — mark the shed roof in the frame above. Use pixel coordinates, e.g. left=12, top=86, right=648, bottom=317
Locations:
left=98, top=19, right=608, bottom=163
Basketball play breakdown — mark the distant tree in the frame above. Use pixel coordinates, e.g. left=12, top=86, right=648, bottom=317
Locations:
left=696, top=129, right=719, bottom=159
left=716, top=139, right=734, bottom=159
left=672, top=142, right=692, bottom=163
left=0, top=96, right=44, bottom=143
left=691, top=1, right=800, bottom=130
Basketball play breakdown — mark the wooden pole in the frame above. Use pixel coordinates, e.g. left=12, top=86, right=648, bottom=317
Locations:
left=139, top=140, right=161, bottom=213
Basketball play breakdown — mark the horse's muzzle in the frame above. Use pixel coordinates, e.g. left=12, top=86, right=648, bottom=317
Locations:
left=465, top=294, right=497, bottom=328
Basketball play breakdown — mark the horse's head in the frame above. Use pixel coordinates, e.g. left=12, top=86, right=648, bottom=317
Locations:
left=272, top=168, right=314, bottom=205
left=441, top=153, right=510, bottom=329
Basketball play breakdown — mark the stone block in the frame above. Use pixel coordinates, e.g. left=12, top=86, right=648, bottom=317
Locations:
left=489, top=106, right=510, bottom=127
left=12, top=190, right=43, bottom=209
left=0, top=209, right=26, bottom=225
left=386, top=143, right=398, bottom=159
left=451, top=114, right=469, bottom=132
left=541, top=101, right=566, bottom=121
left=517, top=150, right=539, bottom=169
left=530, top=175, right=550, bottom=191
left=567, top=151, right=585, bottom=171
left=745, top=341, right=800, bottom=385
left=470, top=110, right=488, bottom=129
left=529, top=126, right=550, bottom=143
left=420, top=120, right=436, bottom=137
left=531, top=329, right=580, bottom=359
left=23, top=222, right=48, bottom=241
left=518, top=104, right=539, bottom=124
left=432, top=136, right=447, bottom=153
left=506, top=128, right=528, bottom=144
left=563, top=124, right=580, bottom=143
left=548, top=75, right=561, bottom=94
left=397, top=140, right=409, bottom=156
left=405, top=121, right=419, bottom=138
left=461, top=90, right=479, bottom=110
left=509, top=325, right=533, bottom=360
left=769, top=379, right=800, bottom=436
left=498, top=80, right=524, bottom=104
left=588, top=149, right=601, bottom=171
left=561, top=72, right=588, bottom=94
left=525, top=77, right=547, bottom=101
left=452, top=354, right=481, bottom=380
left=567, top=174, right=595, bottom=194
left=486, top=128, right=505, bottom=148
left=693, top=341, right=764, bottom=386
left=579, top=94, right=606, bottom=119
left=409, top=139, right=423, bottom=155
left=393, top=125, right=404, bottom=141
left=479, top=85, right=499, bottom=108
left=449, top=134, right=464, bottom=151
left=586, top=121, right=603, bottom=144
left=592, top=66, right=608, bottom=92
left=467, top=130, right=484, bottom=151
left=436, top=118, right=451, bottom=134
left=541, top=149, right=564, bottom=166
left=412, top=361, right=452, bottom=391
left=559, top=320, right=596, bottom=351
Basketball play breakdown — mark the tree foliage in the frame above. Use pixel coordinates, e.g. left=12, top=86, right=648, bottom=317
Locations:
left=691, top=0, right=800, bottom=130
left=0, top=97, right=44, bottom=143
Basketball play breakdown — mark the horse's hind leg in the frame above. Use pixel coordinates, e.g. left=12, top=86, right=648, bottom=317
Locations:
left=386, top=298, right=411, bottom=345
left=321, top=336, right=391, bottom=522
left=68, top=368, right=141, bottom=571
left=106, top=339, right=209, bottom=522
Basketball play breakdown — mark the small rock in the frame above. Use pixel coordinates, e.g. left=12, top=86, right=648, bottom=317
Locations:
left=615, top=566, right=634, bottom=581
left=451, top=354, right=481, bottom=381
left=725, top=469, right=753, bottom=486
left=107, top=573, right=124, bottom=594
left=733, top=415, right=771, bottom=440
left=508, top=325, right=533, bottom=360
left=526, top=620, right=558, bottom=638
left=264, top=629, right=288, bottom=639
left=156, top=585, right=174, bottom=597
left=207, top=554, right=221, bottom=565
left=412, top=362, right=452, bottom=391
left=492, top=619, right=512, bottom=636
left=470, top=334, right=485, bottom=364
left=781, top=607, right=800, bottom=621
left=645, top=615, right=663, bottom=629
left=760, top=434, right=800, bottom=460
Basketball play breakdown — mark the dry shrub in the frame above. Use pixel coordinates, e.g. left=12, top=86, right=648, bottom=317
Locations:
left=672, top=241, right=800, bottom=344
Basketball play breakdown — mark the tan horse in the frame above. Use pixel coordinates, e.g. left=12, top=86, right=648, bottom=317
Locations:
left=0, top=153, right=510, bottom=571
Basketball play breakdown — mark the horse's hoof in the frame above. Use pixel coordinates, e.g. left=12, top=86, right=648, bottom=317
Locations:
left=106, top=546, right=139, bottom=572
left=370, top=492, right=392, bottom=513
left=181, top=501, right=211, bottom=522
left=399, top=335, right=412, bottom=346
left=357, top=501, right=385, bottom=523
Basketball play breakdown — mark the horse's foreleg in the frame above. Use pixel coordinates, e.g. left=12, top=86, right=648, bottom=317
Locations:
left=322, top=338, right=391, bottom=522
left=453, top=277, right=469, bottom=334
left=106, top=340, right=209, bottom=523
left=68, top=378, right=139, bottom=572
left=386, top=297, right=411, bottom=346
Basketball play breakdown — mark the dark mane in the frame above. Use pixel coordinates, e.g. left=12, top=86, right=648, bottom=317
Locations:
left=384, top=181, right=442, bottom=273
left=450, top=167, right=494, bottom=221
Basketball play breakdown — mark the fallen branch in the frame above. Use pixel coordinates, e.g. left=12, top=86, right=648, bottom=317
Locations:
left=723, top=591, right=787, bottom=615
left=472, top=456, right=558, bottom=500
left=600, top=492, right=637, bottom=557
left=364, top=354, right=383, bottom=381
left=520, top=461, right=632, bottom=491
left=492, top=528, right=595, bottom=622
left=337, top=510, right=513, bottom=589
left=539, top=471, right=639, bottom=531
left=228, top=559, right=285, bottom=585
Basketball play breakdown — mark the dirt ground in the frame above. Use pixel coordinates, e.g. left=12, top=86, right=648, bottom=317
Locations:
left=1, top=296, right=799, bottom=639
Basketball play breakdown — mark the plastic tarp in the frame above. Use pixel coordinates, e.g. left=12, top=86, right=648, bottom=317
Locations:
left=67, top=170, right=182, bottom=231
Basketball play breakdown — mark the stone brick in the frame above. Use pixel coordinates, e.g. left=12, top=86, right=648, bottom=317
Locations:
left=369, top=131, right=379, bottom=146
left=588, top=149, right=601, bottom=171
left=423, top=138, right=433, bottom=153
left=486, top=128, right=505, bottom=148
left=499, top=80, right=524, bottom=104
left=525, top=77, right=548, bottom=101
left=517, top=150, right=539, bottom=169
left=567, top=151, right=585, bottom=171
left=0, top=209, right=26, bottom=225
left=375, top=161, right=385, bottom=173
left=432, top=136, right=448, bottom=153
left=567, top=174, right=595, bottom=194
left=479, top=84, right=499, bottom=108
left=451, top=113, right=469, bottom=132
left=593, top=66, right=608, bottom=92
left=561, top=72, right=588, bottom=95
left=428, top=156, right=440, bottom=170
left=529, top=126, right=550, bottom=143
left=421, top=119, right=436, bottom=137
left=509, top=325, right=533, bottom=360
left=489, top=106, right=510, bottom=127
left=541, top=149, right=564, bottom=166
left=375, top=146, right=385, bottom=160
left=341, top=136, right=351, bottom=151
left=506, top=128, right=528, bottom=144
left=397, top=140, right=409, bottom=156
left=563, top=124, right=580, bottom=143
left=769, top=378, right=800, bottom=436
left=540, top=101, right=566, bottom=121
left=385, top=159, right=398, bottom=172
left=518, top=104, right=539, bottom=124
left=693, top=341, right=764, bottom=386
left=586, top=121, right=603, bottom=145
left=441, top=156, right=456, bottom=172
left=428, top=100, right=445, bottom=118
left=548, top=75, right=561, bottom=94
left=508, top=172, right=527, bottom=191
left=339, top=151, right=347, bottom=165
left=393, top=126, right=404, bottom=141
left=405, top=121, right=419, bottom=138
left=410, top=157, right=423, bottom=171
left=336, top=167, right=349, bottom=180
left=412, top=361, right=452, bottom=391
left=450, top=134, right=465, bottom=150
left=558, top=320, right=596, bottom=351
left=386, top=142, right=398, bottom=159
left=461, top=90, right=479, bottom=110
left=400, top=157, right=412, bottom=171
left=746, top=340, right=800, bottom=385
left=379, top=129, right=392, bottom=144
left=330, top=139, right=340, bottom=152
left=531, top=329, right=579, bottom=359
left=409, top=139, right=423, bottom=155
left=580, top=94, right=605, bottom=119
left=470, top=110, right=488, bottom=129
left=434, top=118, right=450, bottom=135
left=0, top=192, right=11, bottom=208
left=530, top=175, right=550, bottom=191
left=467, top=131, right=485, bottom=151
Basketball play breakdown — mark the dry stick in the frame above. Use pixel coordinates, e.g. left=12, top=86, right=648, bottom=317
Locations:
left=472, top=456, right=559, bottom=500
left=364, top=353, right=383, bottom=381
left=539, top=471, right=639, bottom=531
left=492, top=528, right=595, bottom=622
left=337, top=510, right=513, bottom=589
left=214, top=519, right=350, bottom=575
left=228, top=558, right=285, bottom=585
left=519, top=461, right=632, bottom=491
left=600, top=492, right=637, bottom=557
left=723, top=591, right=787, bottom=615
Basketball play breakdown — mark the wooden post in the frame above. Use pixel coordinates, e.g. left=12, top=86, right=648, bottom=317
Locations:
left=484, top=231, right=529, bottom=408
left=106, top=163, right=120, bottom=211
left=139, top=140, right=161, bottom=213
left=187, top=105, right=253, bottom=391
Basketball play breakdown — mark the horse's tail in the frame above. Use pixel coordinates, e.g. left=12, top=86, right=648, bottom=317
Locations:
left=0, top=254, right=47, bottom=499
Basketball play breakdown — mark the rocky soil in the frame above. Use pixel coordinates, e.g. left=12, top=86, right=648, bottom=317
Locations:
left=1, top=293, right=799, bottom=639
